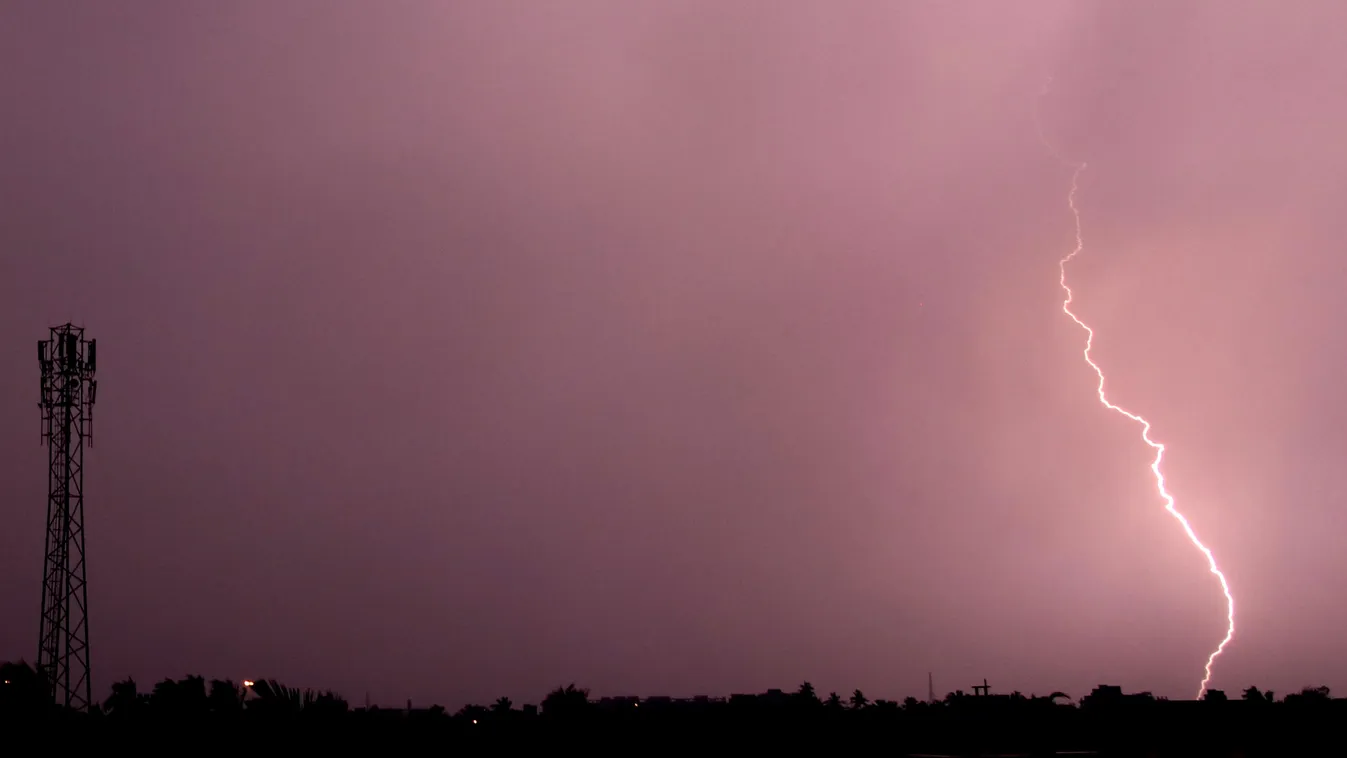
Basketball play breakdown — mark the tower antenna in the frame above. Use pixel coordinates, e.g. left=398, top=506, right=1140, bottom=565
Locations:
left=36, top=323, right=97, bottom=711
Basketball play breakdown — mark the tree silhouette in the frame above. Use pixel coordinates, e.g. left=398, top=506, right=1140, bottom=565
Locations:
left=243, top=678, right=345, bottom=719
left=305, top=689, right=350, bottom=717
left=248, top=679, right=303, bottom=716
left=104, top=677, right=146, bottom=717
left=541, top=684, right=590, bottom=718
left=1286, top=686, right=1331, bottom=705
left=8, top=668, right=1347, bottom=753
left=795, top=681, right=820, bottom=706
left=150, top=675, right=208, bottom=716
left=1242, top=686, right=1272, bottom=703
left=208, top=679, right=243, bottom=713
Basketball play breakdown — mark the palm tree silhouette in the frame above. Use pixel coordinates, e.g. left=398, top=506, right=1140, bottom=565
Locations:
left=795, top=681, right=819, bottom=705
left=542, top=684, right=590, bottom=718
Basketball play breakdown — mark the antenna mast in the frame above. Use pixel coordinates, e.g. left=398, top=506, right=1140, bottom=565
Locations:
left=36, top=323, right=97, bottom=711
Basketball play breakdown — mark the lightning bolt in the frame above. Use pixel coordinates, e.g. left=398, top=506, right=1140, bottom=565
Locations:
left=1035, top=81, right=1235, bottom=700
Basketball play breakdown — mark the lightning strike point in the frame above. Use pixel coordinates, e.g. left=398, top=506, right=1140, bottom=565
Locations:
left=1036, top=84, right=1236, bottom=700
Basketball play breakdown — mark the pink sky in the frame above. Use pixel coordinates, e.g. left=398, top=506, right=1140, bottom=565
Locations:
left=3, top=1, right=1347, bottom=708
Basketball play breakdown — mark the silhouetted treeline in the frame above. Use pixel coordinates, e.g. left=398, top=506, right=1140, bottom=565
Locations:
left=3, top=659, right=1344, bottom=755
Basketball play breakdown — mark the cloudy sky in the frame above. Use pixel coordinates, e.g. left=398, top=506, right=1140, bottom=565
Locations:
left=3, top=0, right=1347, bottom=708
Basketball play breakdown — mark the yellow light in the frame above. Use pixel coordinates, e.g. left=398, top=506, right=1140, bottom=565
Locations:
left=472, top=719, right=478, bottom=724
left=243, top=680, right=255, bottom=688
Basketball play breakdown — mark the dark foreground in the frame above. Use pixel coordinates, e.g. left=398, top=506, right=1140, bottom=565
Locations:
left=5, top=699, right=1342, bottom=756
left=3, top=666, right=1341, bottom=756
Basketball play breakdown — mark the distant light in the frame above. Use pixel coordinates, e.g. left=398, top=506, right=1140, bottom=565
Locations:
left=472, top=719, right=478, bottom=724
left=2, top=680, right=9, bottom=685
left=634, top=703, right=639, bottom=707
left=243, top=680, right=255, bottom=688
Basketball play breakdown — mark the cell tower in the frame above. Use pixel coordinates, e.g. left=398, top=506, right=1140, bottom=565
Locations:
left=36, top=324, right=97, bottom=711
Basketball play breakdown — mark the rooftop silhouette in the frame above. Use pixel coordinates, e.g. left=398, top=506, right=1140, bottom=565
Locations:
left=3, top=660, right=1343, bottom=755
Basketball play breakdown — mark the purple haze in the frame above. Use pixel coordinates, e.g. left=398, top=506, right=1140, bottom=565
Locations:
left=3, top=1, right=1347, bottom=708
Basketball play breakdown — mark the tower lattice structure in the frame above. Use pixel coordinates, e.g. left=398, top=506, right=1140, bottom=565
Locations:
left=37, top=324, right=97, bottom=711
